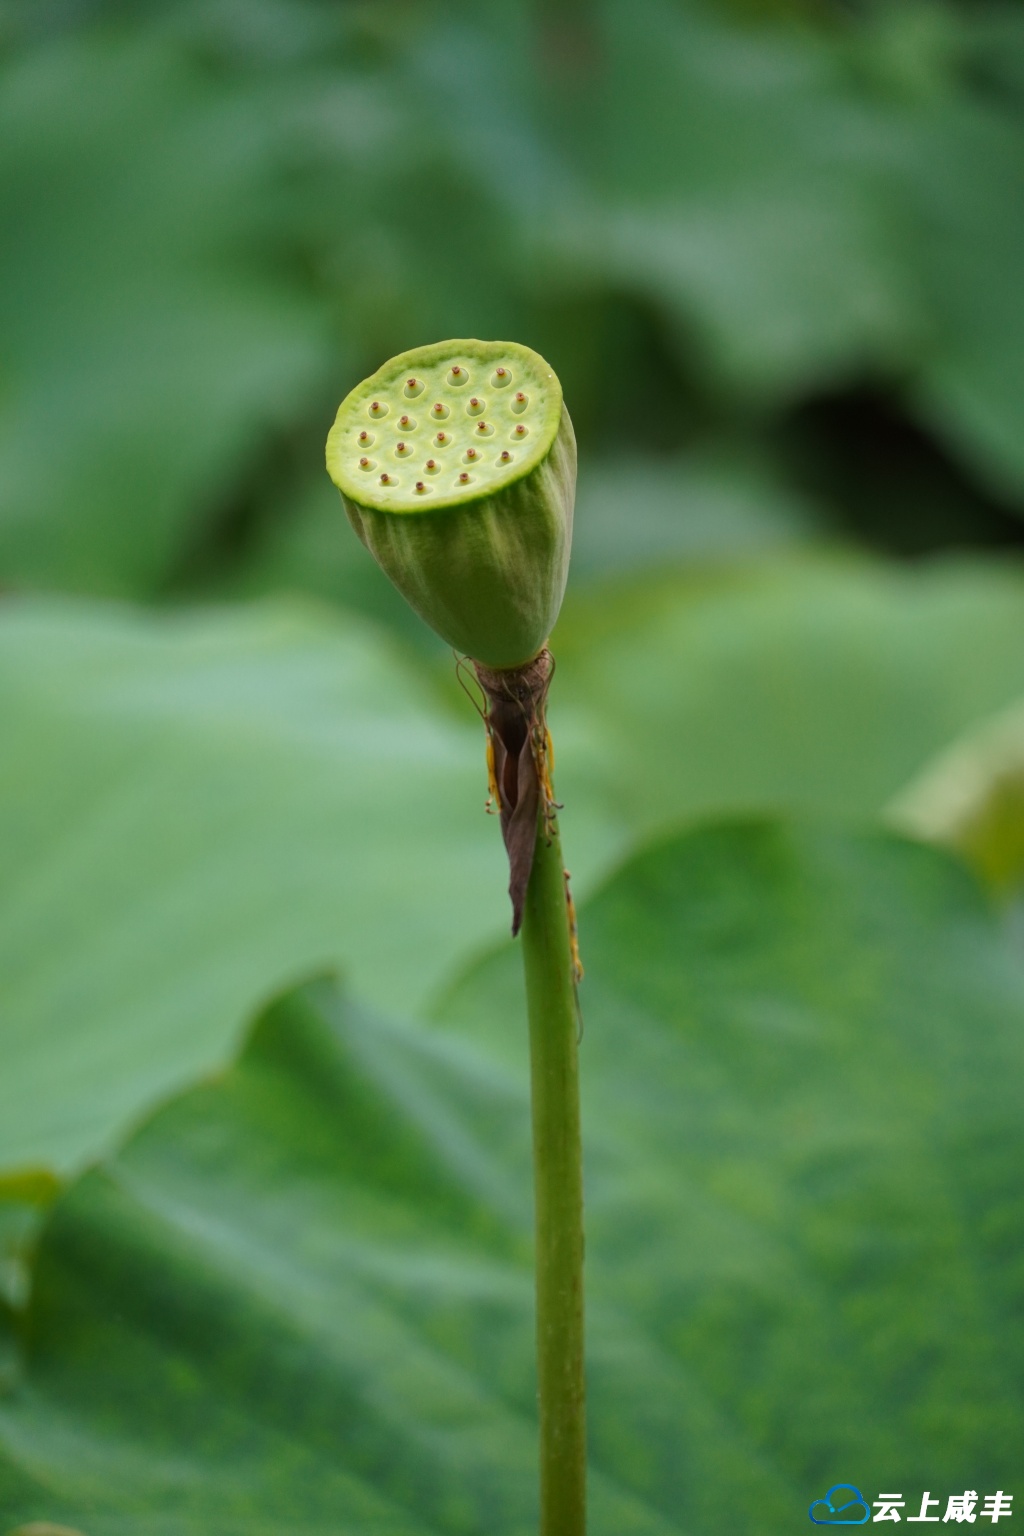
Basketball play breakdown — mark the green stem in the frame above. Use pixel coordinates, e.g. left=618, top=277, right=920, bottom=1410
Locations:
left=521, top=804, right=586, bottom=1536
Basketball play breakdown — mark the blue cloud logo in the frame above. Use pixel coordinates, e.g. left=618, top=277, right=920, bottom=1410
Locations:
left=809, top=1485, right=871, bottom=1525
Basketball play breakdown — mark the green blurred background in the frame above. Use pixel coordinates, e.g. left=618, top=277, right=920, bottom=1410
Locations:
left=2, top=0, right=1024, bottom=1530
left=5, top=0, right=1024, bottom=608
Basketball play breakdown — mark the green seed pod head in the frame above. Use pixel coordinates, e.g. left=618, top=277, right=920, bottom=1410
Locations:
left=326, top=338, right=576, bottom=669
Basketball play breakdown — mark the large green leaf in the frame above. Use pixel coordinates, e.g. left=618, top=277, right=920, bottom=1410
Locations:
left=4, top=556, right=1024, bottom=1178
left=1, top=823, right=1021, bottom=1530
left=0, top=596, right=518, bottom=1174
left=552, top=555, right=1024, bottom=838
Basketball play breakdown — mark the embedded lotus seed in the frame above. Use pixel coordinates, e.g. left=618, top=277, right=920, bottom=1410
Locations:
left=369, top=400, right=389, bottom=419
left=414, top=481, right=429, bottom=494
left=447, top=366, right=469, bottom=386
left=395, top=441, right=414, bottom=458
left=380, top=472, right=393, bottom=485
left=513, top=423, right=529, bottom=438
left=425, top=458, right=439, bottom=472
left=512, top=391, right=528, bottom=414
left=399, top=414, right=416, bottom=431
left=465, top=447, right=479, bottom=462
left=435, top=431, right=449, bottom=446
left=467, top=397, right=485, bottom=416
left=499, top=450, right=513, bottom=462
left=475, top=420, right=494, bottom=437
left=458, top=470, right=471, bottom=483
left=359, top=456, right=375, bottom=470
left=358, top=429, right=373, bottom=445
left=431, top=402, right=449, bottom=419
left=404, top=377, right=424, bottom=398
left=492, top=367, right=511, bottom=388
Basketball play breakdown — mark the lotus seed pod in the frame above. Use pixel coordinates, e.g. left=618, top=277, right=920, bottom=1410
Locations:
left=326, top=338, right=576, bottom=670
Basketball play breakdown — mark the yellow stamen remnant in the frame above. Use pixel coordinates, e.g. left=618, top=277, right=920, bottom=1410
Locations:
left=564, top=867, right=584, bottom=986
left=535, top=725, right=559, bottom=842
left=484, top=731, right=500, bottom=813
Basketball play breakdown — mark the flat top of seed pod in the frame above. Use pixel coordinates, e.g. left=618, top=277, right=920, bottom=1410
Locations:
left=325, top=338, right=563, bottom=514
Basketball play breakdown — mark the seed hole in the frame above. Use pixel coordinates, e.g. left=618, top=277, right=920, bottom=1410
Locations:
left=359, top=456, right=376, bottom=471
left=475, top=420, right=494, bottom=437
left=467, top=396, right=485, bottom=416
left=431, top=402, right=449, bottom=419
left=369, top=400, right=389, bottom=419
left=511, top=391, right=528, bottom=415
left=512, top=423, right=529, bottom=438
left=492, top=367, right=512, bottom=388
left=447, top=366, right=469, bottom=387
left=404, top=377, right=424, bottom=398
left=358, top=429, right=373, bottom=445
left=458, top=470, right=472, bottom=484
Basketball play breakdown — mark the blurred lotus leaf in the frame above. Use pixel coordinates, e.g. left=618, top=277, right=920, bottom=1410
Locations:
left=0, top=29, right=331, bottom=594
left=0, top=824, right=1021, bottom=1530
left=3, top=0, right=1024, bottom=609
left=889, top=695, right=1024, bottom=895
left=2, top=555, right=1023, bottom=1175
